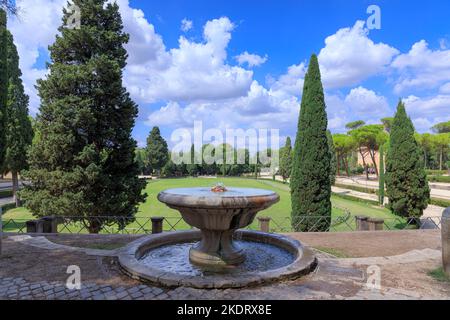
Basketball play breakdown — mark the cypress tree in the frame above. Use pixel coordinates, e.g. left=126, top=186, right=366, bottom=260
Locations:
left=21, top=0, right=147, bottom=233
left=4, top=30, right=33, bottom=207
left=386, top=101, right=430, bottom=218
left=327, top=130, right=337, bottom=185
left=290, top=54, right=331, bottom=232
left=0, top=9, right=7, bottom=170
left=146, top=126, right=169, bottom=176
left=279, top=137, right=292, bottom=182
left=378, top=144, right=385, bottom=205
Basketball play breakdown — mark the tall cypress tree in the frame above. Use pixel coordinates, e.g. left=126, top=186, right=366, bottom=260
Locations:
left=279, top=137, right=292, bottom=182
left=4, top=30, right=33, bottom=207
left=386, top=101, right=430, bottom=218
left=21, top=0, right=146, bottom=233
left=290, top=54, right=331, bottom=232
left=0, top=9, right=7, bottom=171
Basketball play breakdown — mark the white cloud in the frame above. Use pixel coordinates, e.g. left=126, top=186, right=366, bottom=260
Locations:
left=318, top=20, right=399, bottom=89
left=403, top=95, right=450, bottom=119
left=439, top=82, right=450, bottom=94
left=344, top=87, right=390, bottom=117
left=269, top=62, right=306, bottom=97
left=181, top=18, right=193, bottom=32
left=235, top=52, right=268, bottom=68
left=8, top=0, right=66, bottom=113
left=125, top=16, right=254, bottom=103
left=391, top=40, right=450, bottom=93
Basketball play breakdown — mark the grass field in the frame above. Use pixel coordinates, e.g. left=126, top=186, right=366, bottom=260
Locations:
left=2, top=177, right=404, bottom=233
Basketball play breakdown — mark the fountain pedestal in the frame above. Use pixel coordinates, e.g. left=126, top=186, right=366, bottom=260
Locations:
left=158, top=187, right=279, bottom=268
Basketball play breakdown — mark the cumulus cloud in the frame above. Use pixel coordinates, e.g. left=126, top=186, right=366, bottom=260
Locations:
left=403, top=95, right=450, bottom=119
left=8, top=0, right=66, bottom=113
left=125, top=16, right=254, bottom=103
left=391, top=40, right=450, bottom=94
left=235, top=52, right=268, bottom=68
left=318, top=20, right=399, bottom=89
left=181, top=18, right=193, bottom=32
left=344, top=87, right=390, bottom=117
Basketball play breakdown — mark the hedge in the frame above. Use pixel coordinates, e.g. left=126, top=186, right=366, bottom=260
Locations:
left=428, top=176, right=450, bottom=183
left=426, top=170, right=448, bottom=176
left=331, top=192, right=380, bottom=206
left=430, top=198, right=450, bottom=208
left=334, top=183, right=379, bottom=195
left=0, top=189, right=13, bottom=198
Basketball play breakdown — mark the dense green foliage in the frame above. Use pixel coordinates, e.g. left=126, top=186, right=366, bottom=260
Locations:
left=290, top=54, right=331, bottom=231
left=0, top=9, right=7, bottom=170
left=279, top=137, right=292, bottom=181
left=146, top=126, right=169, bottom=175
left=3, top=30, right=33, bottom=206
left=20, top=0, right=146, bottom=233
left=333, top=134, right=355, bottom=176
left=386, top=101, right=430, bottom=218
left=432, top=121, right=450, bottom=134
left=327, top=130, right=337, bottom=185
left=378, top=144, right=385, bottom=205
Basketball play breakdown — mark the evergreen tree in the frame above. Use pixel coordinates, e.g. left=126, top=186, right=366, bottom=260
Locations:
left=386, top=101, right=430, bottom=218
left=0, top=9, right=7, bottom=170
left=290, top=54, right=331, bottom=232
left=327, top=130, right=337, bottom=185
left=279, top=137, right=292, bottom=182
left=146, top=126, right=169, bottom=176
left=378, top=144, right=385, bottom=205
left=4, top=30, right=33, bottom=206
left=21, top=0, right=146, bottom=233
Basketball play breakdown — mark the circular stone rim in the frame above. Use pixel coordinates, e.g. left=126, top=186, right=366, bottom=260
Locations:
left=157, top=187, right=280, bottom=209
left=117, top=230, right=317, bottom=289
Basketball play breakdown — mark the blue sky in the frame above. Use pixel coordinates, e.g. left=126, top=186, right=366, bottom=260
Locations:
left=8, top=0, right=450, bottom=149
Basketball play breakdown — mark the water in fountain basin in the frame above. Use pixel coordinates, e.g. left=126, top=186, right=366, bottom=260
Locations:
left=139, top=240, right=295, bottom=276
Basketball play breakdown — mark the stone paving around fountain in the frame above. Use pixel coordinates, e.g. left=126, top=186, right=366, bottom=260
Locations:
left=0, top=231, right=449, bottom=300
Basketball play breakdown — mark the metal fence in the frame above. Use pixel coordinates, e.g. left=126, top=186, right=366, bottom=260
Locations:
left=1, top=214, right=443, bottom=235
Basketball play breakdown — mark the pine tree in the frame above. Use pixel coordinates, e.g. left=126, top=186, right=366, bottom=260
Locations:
left=21, top=0, right=146, bottom=233
left=327, top=130, right=337, bottom=185
left=386, top=101, right=430, bottom=218
left=146, top=126, right=169, bottom=176
left=279, top=137, right=292, bottom=182
left=378, top=144, right=385, bottom=205
left=290, top=54, right=331, bottom=232
left=4, top=30, right=33, bottom=207
left=0, top=9, right=7, bottom=170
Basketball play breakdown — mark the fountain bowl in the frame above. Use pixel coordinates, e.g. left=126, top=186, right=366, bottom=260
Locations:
left=118, top=230, right=318, bottom=289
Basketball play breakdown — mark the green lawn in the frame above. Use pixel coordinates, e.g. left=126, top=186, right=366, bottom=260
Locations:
left=2, top=177, right=403, bottom=233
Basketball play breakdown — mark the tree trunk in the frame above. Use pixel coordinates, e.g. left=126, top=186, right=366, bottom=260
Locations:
left=344, top=157, right=350, bottom=176
left=440, top=148, right=443, bottom=171
left=359, top=148, right=369, bottom=180
left=369, top=149, right=379, bottom=177
left=88, top=219, right=102, bottom=234
left=12, top=171, right=20, bottom=207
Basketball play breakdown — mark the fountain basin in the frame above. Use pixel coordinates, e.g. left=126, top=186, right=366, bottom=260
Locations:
left=118, top=230, right=318, bottom=289
left=157, top=187, right=280, bottom=267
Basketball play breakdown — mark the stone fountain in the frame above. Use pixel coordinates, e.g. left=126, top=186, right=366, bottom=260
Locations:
left=118, top=186, right=317, bottom=289
left=157, top=187, right=280, bottom=268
